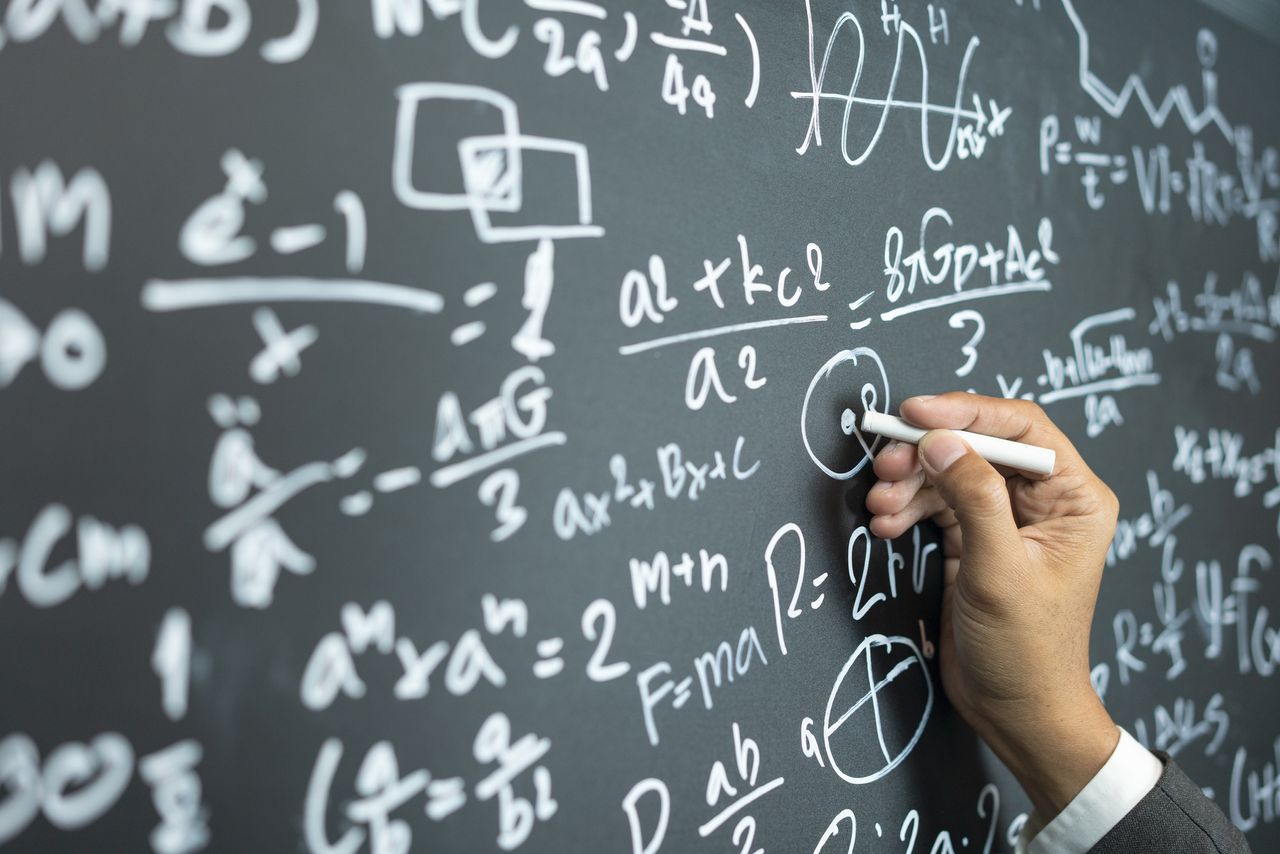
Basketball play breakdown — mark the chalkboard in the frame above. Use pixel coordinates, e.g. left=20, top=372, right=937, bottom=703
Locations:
left=2, top=0, right=1279, bottom=851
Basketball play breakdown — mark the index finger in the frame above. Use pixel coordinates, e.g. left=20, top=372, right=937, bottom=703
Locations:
left=898, top=392, right=1087, bottom=478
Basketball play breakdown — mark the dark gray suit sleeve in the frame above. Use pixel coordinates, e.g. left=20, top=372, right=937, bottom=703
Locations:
left=1089, top=753, right=1252, bottom=853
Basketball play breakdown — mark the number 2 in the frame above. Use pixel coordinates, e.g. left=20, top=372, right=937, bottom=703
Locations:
left=534, top=18, right=609, bottom=91
left=733, top=816, right=763, bottom=854
left=848, top=526, right=886, bottom=621
left=582, top=599, right=630, bottom=681
left=738, top=345, right=767, bottom=389
left=534, top=18, right=575, bottom=76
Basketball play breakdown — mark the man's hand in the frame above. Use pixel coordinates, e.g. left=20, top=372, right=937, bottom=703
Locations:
left=866, top=393, right=1121, bottom=820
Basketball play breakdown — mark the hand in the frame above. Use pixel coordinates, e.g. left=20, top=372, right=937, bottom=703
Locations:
left=866, top=393, right=1121, bottom=820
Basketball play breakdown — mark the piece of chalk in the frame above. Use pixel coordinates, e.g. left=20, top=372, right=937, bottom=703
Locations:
left=860, top=411, right=1056, bottom=477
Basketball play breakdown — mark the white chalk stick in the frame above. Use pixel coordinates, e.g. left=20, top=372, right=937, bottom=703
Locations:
left=860, top=410, right=1056, bottom=477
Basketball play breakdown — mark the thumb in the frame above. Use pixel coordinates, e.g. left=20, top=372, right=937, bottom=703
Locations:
left=917, top=430, right=1021, bottom=560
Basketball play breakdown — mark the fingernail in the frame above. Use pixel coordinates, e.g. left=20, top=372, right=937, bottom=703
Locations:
left=872, top=480, right=892, bottom=492
left=920, top=431, right=965, bottom=472
left=907, top=395, right=936, bottom=405
left=882, top=440, right=901, bottom=454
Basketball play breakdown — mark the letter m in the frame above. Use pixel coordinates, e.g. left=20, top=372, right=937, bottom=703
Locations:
left=629, top=552, right=670, bottom=609
left=694, top=641, right=734, bottom=710
left=10, top=161, right=111, bottom=271
left=342, top=601, right=396, bottom=654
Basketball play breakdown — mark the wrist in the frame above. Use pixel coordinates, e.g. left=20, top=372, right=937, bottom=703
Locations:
left=978, top=691, right=1119, bottom=821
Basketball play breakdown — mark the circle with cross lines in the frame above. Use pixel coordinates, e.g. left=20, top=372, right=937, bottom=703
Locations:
left=822, top=634, right=933, bottom=785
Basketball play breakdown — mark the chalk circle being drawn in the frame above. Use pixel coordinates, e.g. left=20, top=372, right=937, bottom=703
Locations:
left=801, top=347, right=890, bottom=480
left=821, top=634, right=933, bottom=785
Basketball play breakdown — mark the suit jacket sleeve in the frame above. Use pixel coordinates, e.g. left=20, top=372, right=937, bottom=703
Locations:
left=1089, top=754, right=1252, bottom=853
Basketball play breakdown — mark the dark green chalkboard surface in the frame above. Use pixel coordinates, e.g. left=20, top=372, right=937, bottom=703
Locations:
left=2, top=0, right=1279, bottom=851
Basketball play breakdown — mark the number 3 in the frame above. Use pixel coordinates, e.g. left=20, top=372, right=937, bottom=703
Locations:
left=478, top=469, right=526, bottom=542
left=948, top=310, right=985, bottom=377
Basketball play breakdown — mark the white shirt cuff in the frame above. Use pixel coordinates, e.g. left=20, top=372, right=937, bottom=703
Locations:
left=1015, top=726, right=1163, bottom=854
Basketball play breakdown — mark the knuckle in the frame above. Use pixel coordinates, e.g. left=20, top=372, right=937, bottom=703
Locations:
left=961, top=468, right=1009, bottom=510
left=975, top=479, right=1010, bottom=510
left=1099, top=484, right=1121, bottom=522
left=1016, top=399, right=1047, bottom=422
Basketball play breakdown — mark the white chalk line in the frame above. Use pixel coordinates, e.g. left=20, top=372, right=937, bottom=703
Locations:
left=143, top=278, right=444, bottom=314
left=431, top=432, right=567, bottom=488
left=619, top=316, right=829, bottom=356
left=879, top=281, right=1052, bottom=322
left=697, top=777, right=785, bottom=837
left=1037, top=373, right=1162, bottom=404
